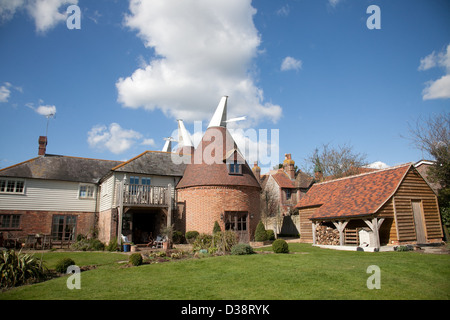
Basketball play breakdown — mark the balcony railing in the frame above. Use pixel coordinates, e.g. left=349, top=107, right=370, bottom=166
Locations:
left=121, top=184, right=171, bottom=207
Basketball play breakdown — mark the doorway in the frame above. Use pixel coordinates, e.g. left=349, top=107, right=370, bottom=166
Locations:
left=412, top=200, right=427, bottom=244
left=130, top=209, right=165, bottom=244
left=225, top=211, right=249, bottom=242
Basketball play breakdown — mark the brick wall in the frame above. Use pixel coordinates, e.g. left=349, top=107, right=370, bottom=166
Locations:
left=0, top=209, right=95, bottom=241
left=177, top=186, right=260, bottom=240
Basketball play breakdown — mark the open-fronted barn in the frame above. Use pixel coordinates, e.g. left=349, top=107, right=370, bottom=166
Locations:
left=295, top=163, right=443, bottom=250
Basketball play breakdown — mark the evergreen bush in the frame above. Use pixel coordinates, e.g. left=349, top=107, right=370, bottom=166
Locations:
left=272, top=239, right=289, bottom=253
left=55, top=257, right=76, bottom=273
left=231, top=243, right=255, bottom=255
left=213, top=221, right=221, bottom=233
left=266, top=229, right=275, bottom=241
left=185, top=231, right=199, bottom=244
left=129, top=253, right=143, bottom=266
left=255, top=220, right=267, bottom=241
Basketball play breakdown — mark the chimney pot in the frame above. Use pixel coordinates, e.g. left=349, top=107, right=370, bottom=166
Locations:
left=38, top=136, right=47, bottom=156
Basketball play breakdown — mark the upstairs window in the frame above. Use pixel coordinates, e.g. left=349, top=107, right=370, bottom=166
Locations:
left=228, top=161, right=242, bottom=175
left=79, top=184, right=95, bottom=199
left=285, top=189, right=292, bottom=200
left=0, top=179, right=25, bottom=194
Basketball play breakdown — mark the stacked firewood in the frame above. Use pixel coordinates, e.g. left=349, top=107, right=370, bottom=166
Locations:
left=315, top=225, right=340, bottom=245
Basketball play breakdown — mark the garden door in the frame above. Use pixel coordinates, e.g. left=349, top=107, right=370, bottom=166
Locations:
left=412, top=200, right=427, bottom=244
left=225, top=211, right=249, bottom=243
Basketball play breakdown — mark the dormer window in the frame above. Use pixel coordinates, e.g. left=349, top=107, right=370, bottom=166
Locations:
left=228, top=161, right=242, bottom=175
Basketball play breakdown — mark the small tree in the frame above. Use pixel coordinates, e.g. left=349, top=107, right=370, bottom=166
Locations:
left=213, top=221, right=221, bottom=234
left=255, top=220, right=267, bottom=241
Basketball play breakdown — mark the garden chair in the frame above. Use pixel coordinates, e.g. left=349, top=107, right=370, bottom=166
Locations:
left=154, top=235, right=164, bottom=249
left=41, top=234, right=52, bottom=250
left=146, top=233, right=155, bottom=247
left=25, top=234, right=37, bottom=249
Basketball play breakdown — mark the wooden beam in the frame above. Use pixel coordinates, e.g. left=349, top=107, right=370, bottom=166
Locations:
left=363, top=217, right=384, bottom=250
left=332, top=220, right=349, bottom=246
left=312, top=221, right=318, bottom=245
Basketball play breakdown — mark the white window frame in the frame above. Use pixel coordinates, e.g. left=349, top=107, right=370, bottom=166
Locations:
left=78, top=184, right=95, bottom=199
left=0, top=178, right=26, bottom=194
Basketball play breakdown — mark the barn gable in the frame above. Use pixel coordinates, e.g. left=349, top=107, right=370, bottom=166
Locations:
left=295, top=164, right=443, bottom=249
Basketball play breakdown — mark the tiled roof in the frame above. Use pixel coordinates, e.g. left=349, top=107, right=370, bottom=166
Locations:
left=112, top=150, right=187, bottom=177
left=272, top=170, right=295, bottom=188
left=176, top=126, right=260, bottom=189
left=295, top=164, right=412, bottom=219
left=0, top=155, right=123, bottom=184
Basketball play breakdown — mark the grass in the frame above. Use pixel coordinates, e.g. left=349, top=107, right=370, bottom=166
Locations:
left=1, top=244, right=449, bottom=300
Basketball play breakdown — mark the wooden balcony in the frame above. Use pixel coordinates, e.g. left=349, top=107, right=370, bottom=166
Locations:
left=118, top=184, right=175, bottom=208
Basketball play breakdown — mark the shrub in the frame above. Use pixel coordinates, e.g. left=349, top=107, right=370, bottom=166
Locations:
left=213, top=221, right=221, bottom=234
left=129, top=253, right=143, bottom=266
left=255, top=221, right=267, bottom=241
left=106, top=237, right=119, bottom=252
left=185, top=231, right=199, bottom=244
left=172, top=231, right=184, bottom=244
left=266, top=229, right=275, bottom=241
left=71, top=238, right=105, bottom=251
left=0, top=250, right=47, bottom=288
left=272, top=239, right=289, bottom=253
left=55, top=257, right=76, bottom=273
left=231, top=243, right=255, bottom=255
left=212, top=231, right=238, bottom=254
left=192, top=233, right=213, bottom=251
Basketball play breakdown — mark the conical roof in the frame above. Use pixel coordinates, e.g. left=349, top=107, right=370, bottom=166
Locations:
left=177, top=96, right=259, bottom=189
left=176, top=126, right=260, bottom=189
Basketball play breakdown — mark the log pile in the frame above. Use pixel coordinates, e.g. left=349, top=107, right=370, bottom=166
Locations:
left=315, top=225, right=340, bottom=245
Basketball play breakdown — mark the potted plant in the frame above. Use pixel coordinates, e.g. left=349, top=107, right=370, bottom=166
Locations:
left=161, top=225, right=174, bottom=250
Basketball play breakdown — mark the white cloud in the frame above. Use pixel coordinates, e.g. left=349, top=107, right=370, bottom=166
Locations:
left=366, top=161, right=390, bottom=169
left=0, top=0, right=77, bottom=33
left=281, top=56, right=302, bottom=72
left=0, top=82, right=23, bottom=103
left=36, top=104, right=56, bottom=116
left=141, top=138, right=156, bottom=147
left=419, top=44, right=450, bottom=100
left=276, top=5, right=290, bottom=17
left=116, top=0, right=282, bottom=127
left=0, top=0, right=25, bottom=22
left=87, top=123, right=144, bottom=155
left=0, top=85, right=11, bottom=103
left=422, top=75, right=450, bottom=100
left=328, top=0, right=341, bottom=8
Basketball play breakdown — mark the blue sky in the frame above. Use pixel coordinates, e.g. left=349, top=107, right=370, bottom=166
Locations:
left=0, top=0, right=449, bottom=173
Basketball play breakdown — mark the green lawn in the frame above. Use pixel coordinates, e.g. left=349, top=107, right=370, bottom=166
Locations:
left=1, top=244, right=449, bottom=300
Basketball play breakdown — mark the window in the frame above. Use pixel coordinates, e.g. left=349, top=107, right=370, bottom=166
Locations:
left=285, top=189, right=292, bottom=200
left=225, top=212, right=248, bottom=232
left=79, top=184, right=95, bottom=199
left=51, top=215, right=77, bottom=241
left=141, top=177, right=151, bottom=191
left=0, top=214, right=21, bottom=229
left=228, top=161, right=242, bottom=175
left=225, top=211, right=248, bottom=242
left=129, top=176, right=151, bottom=193
left=0, top=179, right=25, bottom=194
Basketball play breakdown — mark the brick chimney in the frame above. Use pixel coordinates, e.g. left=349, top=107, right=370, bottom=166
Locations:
left=252, top=161, right=261, bottom=182
left=283, top=154, right=295, bottom=180
left=38, top=136, right=47, bottom=156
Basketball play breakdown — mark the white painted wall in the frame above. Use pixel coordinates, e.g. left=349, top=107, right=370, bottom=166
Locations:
left=0, top=178, right=97, bottom=212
